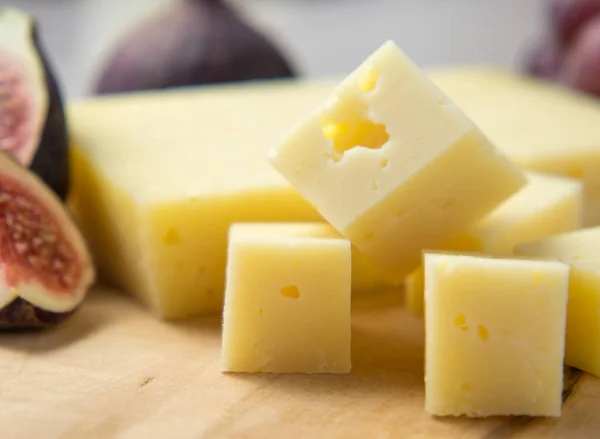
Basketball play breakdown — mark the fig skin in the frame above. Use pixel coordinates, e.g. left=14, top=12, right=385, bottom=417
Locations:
left=551, top=0, right=600, bottom=45
left=28, top=19, right=70, bottom=201
left=0, top=151, right=95, bottom=330
left=0, top=298, right=75, bottom=329
left=93, top=0, right=297, bottom=94
left=558, top=15, right=600, bottom=96
left=0, top=8, right=69, bottom=201
left=525, top=38, right=565, bottom=79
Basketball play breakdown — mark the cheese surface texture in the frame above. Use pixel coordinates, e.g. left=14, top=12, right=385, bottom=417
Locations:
left=268, top=41, right=526, bottom=278
left=221, top=223, right=351, bottom=373
left=517, top=227, right=600, bottom=377
left=431, top=67, right=600, bottom=225
left=405, top=172, right=583, bottom=316
left=424, top=253, right=569, bottom=417
left=68, top=80, right=404, bottom=319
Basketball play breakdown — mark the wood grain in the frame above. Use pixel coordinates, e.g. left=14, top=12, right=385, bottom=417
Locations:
left=0, top=288, right=597, bottom=439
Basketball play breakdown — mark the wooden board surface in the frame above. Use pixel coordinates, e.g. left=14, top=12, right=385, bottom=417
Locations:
left=1, top=288, right=599, bottom=439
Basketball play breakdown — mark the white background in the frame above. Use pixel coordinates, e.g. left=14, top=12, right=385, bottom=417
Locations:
left=9, top=0, right=548, bottom=98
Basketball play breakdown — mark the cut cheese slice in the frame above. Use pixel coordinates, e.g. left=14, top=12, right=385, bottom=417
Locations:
left=431, top=66, right=600, bottom=225
left=517, top=227, right=600, bottom=378
left=69, top=80, right=403, bottom=319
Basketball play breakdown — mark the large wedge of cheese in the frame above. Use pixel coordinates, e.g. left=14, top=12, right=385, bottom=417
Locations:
left=431, top=67, right=600, bottom=226
left=69, top=80, right=401, bottom=319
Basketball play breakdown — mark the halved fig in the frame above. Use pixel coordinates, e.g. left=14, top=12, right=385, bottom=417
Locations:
left=0, top=8, right=69, bottom=200
left=0, top=151, right=94, bottom=329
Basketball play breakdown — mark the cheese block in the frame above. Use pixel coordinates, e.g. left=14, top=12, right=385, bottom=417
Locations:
left=268, top=41, right=526, bottom=279
left=221, top=223, right=351, bottom=373
left=405, top=172, right=583, bottom=316
left=70, top=79, right=401, bottom=319
left=431, top=67, right=600, bottom=225
left=424, top=252, right=569, bottom=417
left=517, top=227, right=600, bottom=378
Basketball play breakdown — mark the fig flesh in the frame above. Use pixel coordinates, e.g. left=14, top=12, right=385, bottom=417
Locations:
left=0, top=152, right=94, bottom=329
left=0, top=8, right=69, bottom=200
left=93, top=0, right=296, bottom=94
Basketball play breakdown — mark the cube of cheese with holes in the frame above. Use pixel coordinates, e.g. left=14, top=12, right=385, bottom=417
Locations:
left=221, top=223, right=351, bottom=373
left=517, top=227, right=600, bottom=378
left=268, top=41, right=526, bottom=279
left=406, top=172, right=583, bottom=316
left=425, top=253, right=569, bottom=417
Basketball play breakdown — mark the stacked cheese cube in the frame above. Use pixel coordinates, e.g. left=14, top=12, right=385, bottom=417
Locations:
left=218, top=40, right=593, bottom=418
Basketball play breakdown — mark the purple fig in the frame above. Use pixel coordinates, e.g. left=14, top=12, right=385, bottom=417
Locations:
left=93, top=0, right=297, bottom=94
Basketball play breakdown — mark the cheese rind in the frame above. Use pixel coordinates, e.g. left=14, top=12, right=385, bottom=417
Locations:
left=405, top=172, right=583, bottom=316
left=268, top=41, right=526, bottom=278
left=221, top=223, right=351, bottom=373
left=431, top=67, right=600, bottom=225
left=517, top=227, right=600, bottom=377
left=425, top=253, right=569, bottom=417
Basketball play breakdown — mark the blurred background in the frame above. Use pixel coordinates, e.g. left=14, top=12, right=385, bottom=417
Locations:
left=10, top=0, right=547, bottom=99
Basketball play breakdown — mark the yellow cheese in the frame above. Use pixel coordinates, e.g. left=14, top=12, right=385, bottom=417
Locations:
left=308, top=224, right=400, bottom=291
left=69, top=81, right=405, bottom=319
left=424, top=252, right=569, bottom=417
left=221, top=223, right=351, bottom=373
left=431, top=67, right=600, bottom=225
left=405, top=265, right=425, bottom=316
left=517, top=227, right=600, bottom=378
left=405, top=172, right=583, bottom=316
left=68, top=81, right=331, bottom=319
left=268, top=41, right=526, bottom=279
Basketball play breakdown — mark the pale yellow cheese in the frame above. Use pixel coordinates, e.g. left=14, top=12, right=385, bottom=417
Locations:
left=517, top=227, right=600, bottom=378
left=406, top=172, right=583, bottom=316
left=425, top=253, right=569, bottom=417
left=431, top=67, right=600, bottom=225
left=268, top=41, right=526, bottom=279
left=221, top=223, right=351, bottom=373
left=67, top=80, right=403, bottom=319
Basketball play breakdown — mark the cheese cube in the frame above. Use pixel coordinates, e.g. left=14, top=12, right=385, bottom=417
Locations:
left=68, top=80, right=398, bottom=319
left=431, top=67, right=600, bottom=225
left=406, top=172, right=583, bottom=316
left=268, top=41, right=526, bottom=279
left=517, top=227, right=600, bottom=377
left=308, top=224, right=401, bottom=292
left=425, top=253, right=569, bottom=417
left=221, top=223, right=351, bottom=373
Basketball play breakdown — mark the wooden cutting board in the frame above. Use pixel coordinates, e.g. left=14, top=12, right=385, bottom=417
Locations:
left=0, top=288, right=599, bottom=439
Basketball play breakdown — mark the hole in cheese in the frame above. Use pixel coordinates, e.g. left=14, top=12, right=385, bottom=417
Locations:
left=460, top=382, right=473, bottom=392
left=321, top=95, right=389, bottom=163
left=454, top=314, right=468, bottom=332
left=358, top=66, right=380, bottom=93
left=280, top=285, right=300, bottom=299
left=163, top=227, right=180, bottom=246
left=477, top=324, right=489, bottom=342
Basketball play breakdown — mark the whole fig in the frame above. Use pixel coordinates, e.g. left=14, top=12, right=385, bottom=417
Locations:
left=93, top=0, right=297, bottom=94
